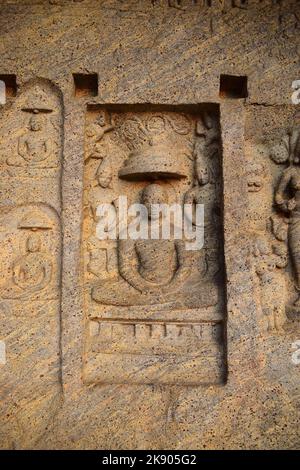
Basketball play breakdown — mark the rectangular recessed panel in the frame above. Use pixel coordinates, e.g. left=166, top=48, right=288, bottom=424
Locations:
left=82, top=104, right=227, bottom=385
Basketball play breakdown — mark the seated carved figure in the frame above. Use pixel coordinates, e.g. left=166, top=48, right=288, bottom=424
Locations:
left=1, top=233, right=53, bottom=300
left=92, top=184, right=218, bottom=308
left=7, top=114, right=53, bottom=168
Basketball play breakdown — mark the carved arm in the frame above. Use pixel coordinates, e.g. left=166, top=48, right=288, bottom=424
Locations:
left=19, top=261, right=52, bottom=299
left=43, top=139, right=52, bottom=159
left=18, top=136, right=28, bottom=158
left=12, top=262, right=25, bottom=289
left=164, top=240, right=191, bottom=292
left=118, top=239, right=156, bottom=293
left=275, top=168, right=293, bottom=212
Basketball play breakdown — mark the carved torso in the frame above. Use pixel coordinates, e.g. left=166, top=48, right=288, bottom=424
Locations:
left=19, top=133, right=50, bottom=164
left=135, top=239, right=177, bottom=285
left=13, top=252, right=52, bottom=290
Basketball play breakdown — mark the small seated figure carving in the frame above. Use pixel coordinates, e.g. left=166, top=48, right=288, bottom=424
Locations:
left=1, top=233, right=53, bottom=300
left=7, top=114, right=54, bottom=168
left=92, top=184, right=218, bottom=307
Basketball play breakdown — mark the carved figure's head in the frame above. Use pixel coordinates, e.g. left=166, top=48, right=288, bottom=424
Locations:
left=97, top=111, right=106, bottom=127
left=246, top=161, right=266, bottom=192
left=29, top=114, right=43, bottom=132
left=26, top=233, right=41, bottom=253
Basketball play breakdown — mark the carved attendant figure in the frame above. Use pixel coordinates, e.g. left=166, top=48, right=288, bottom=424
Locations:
left=184, top=152, right=221, bottom=281
left=184, top=154, right=212, bottom=228
left=86, top=111, right=115, bottom=161
left=86, top=110, right=115, bottom=143
left=87, top=157, right=118, bottom=220
left=86, top=157, right=119, bottom=279
left=275, top=126, right=300, bottom=307
left=252, top=236, right=288, bottom=331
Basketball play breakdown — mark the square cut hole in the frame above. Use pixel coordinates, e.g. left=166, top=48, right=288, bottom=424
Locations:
left=219, top=74, right=248, bottom=99
left=73, top=73, right=98, bottom=97
left=0, top=74, right=17, bottom=98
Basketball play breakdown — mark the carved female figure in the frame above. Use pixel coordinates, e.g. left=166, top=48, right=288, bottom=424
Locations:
left=275, top=131, right=300, bottom=307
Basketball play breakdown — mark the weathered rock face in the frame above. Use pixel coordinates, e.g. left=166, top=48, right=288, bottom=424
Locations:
left=0, top=0, right=299, bottom=450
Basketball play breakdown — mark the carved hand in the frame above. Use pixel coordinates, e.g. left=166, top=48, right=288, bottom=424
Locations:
left=275, top=193, right=285, bottom=206
left=287, top=198, right=297, bottom=212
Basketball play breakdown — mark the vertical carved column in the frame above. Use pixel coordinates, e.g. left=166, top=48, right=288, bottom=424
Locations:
left=60, top=99, right=86, bottom=395
left=220, top=102, right=263, bottom=382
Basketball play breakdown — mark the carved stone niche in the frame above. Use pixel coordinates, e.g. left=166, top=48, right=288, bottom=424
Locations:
left=82, top=104, right=226, bottom=385
left=245, top=106, right=300, bottom=333
left=0, top=79, right=63, bottom=447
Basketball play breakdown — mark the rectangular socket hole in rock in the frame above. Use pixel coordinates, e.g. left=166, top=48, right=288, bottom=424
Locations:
left=73, top=73, right=98, bottom=97
left=219, top=74, right=248, bottom=99
left=0, top=74, right=17, bottom=98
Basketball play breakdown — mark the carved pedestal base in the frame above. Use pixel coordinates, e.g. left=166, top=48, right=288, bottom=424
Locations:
left=83, top=320, right=225, bottom=385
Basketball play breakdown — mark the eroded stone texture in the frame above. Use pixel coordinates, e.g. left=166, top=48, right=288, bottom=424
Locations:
left=0, top=0, right=299, bottom=450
